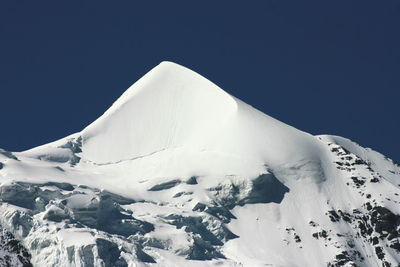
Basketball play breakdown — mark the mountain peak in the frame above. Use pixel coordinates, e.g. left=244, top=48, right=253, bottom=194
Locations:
left=107, top=60, right=235, bottom=107
left=77, top=62, right=323, bottom=172
left=3, top=62, right=400, bottom=267
left=80, top=61, right=239, bottom=164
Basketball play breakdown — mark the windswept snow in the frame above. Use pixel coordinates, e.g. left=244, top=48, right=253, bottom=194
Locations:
left=19, top=62, right=328, bottom=196
left=0, top=61, right=399, bottom=267
left=79, top=61, right=325, bottom=177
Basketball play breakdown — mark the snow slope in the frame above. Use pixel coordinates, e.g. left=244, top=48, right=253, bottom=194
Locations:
left=79, top=62, right=322, bottom=168
left=0, top=62, right=399, bottom=267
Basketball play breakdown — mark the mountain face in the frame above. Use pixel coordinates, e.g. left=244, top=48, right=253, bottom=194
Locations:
left=0, top=62, right=399, bottom=267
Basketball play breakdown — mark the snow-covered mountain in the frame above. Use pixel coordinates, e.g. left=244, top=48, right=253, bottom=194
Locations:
left=0, top=62, right=399, bottom=267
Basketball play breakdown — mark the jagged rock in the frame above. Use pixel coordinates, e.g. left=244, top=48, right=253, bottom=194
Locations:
left=148, top=180, right=181, bottom=191
left=0, top=228, right=32, bottom=267
left=0, top=62, right=399, bottom=266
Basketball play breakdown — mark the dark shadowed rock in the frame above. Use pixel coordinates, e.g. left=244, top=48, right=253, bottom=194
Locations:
left=148, top=180, right=181, bottom=191
left=186, top=176, right=198, bottom=185
left=135, top=246, right=156, bottom=263
left=96, top=238, right=128, bottom=266
left=239, top=173, right=289, bottom=205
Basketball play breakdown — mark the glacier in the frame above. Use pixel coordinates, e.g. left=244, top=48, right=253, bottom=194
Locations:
left=0, top=62, right=399, bottom=266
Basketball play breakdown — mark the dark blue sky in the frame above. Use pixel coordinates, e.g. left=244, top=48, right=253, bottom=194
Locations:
left=0, top=1, right=399, bottom=161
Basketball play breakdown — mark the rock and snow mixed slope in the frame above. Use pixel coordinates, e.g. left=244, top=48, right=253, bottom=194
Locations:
left=0, top=62, right=399, bottom=267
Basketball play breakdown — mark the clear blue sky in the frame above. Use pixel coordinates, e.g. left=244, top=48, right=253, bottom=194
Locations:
left=0, top=1, right=399, bottom=161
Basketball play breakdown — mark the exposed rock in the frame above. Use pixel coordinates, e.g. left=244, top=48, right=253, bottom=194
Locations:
left=148, top=180, right=181, bottom=191
left=0, top=228, right=32, bottom=267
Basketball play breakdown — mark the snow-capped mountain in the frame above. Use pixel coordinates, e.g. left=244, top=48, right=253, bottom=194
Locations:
left=0, top=62, right=399, bottom=267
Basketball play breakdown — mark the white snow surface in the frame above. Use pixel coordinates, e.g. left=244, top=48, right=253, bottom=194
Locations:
left=80, top=61, right=322, bottom=167
left=20, top=62, right=327, bottom=194
left=0, top=61, right=399, bottom=267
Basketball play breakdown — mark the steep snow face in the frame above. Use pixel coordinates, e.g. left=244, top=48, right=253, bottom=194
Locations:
left=80, top=62, right=324, bottom=179
left=1, top=62, right=400, bottom=267
left=81, top=62, right=238, bottom=165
